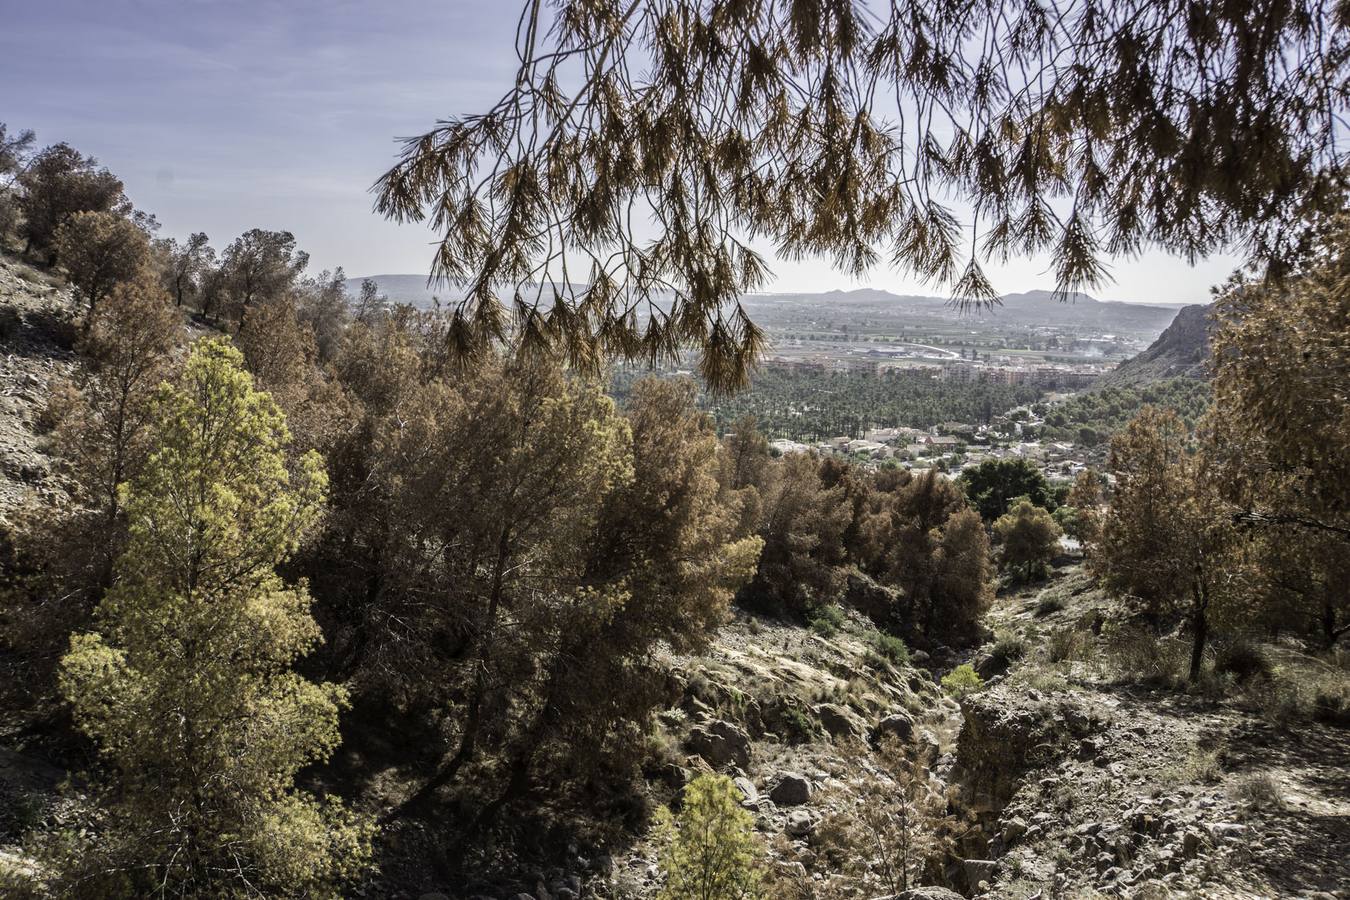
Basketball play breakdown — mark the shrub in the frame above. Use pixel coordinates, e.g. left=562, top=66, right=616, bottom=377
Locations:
left=808, top=604, right=845, bottom=638
left=1047, top=628, right=1092, bottom=664
left=940, top=664, right=983, bottom=698
left=867, top=631, right=910, bottom=667
left=1214, top=641, right=1272, bottom=684
left=1231, top=773, right=1284, bottom=811
left=656, top=774, right=764, bottom=900
left=1166, top=742, right=1224, bottom=785
left=987, top=633, right=1028, bottom=671
left=1035, top=594, right=1067, bottom=616
left=782, top=705, right=822, bottom=743
left=1103, top=625, right=1189, bottom=687
left=1313, top=688, right=1350, bottom=725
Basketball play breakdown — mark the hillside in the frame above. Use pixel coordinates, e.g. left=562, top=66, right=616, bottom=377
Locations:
left=1098, top=303, right=1214, bottom=386
left=1, top=257, right=1347, bottom=899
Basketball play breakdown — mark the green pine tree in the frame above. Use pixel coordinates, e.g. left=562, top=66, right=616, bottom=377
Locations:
left=656, top=774, right=763, bottom=900
left=55, top=338, right=371, bottom=897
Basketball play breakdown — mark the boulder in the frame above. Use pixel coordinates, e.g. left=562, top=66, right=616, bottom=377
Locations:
left=733, top=776, right=758, bottom=803
left=915, top=727, right=941, bottom=760
left=815, top=702, right=865, bottom=739
left=872, top=711, right=915, bottom=745
left=1001, top=817, right=1028, bottom=846
left=768, top=773, right=812, bottom=806
left=685, top=719, right=751, bottom=769
left=785, top=809, right=815, bottom=837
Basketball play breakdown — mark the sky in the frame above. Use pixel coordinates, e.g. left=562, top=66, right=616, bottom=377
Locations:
left=2, top=0, right=1240, bottom=303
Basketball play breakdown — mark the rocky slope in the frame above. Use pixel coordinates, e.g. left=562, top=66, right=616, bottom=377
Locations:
left=1098, top=303, right=1213, bottom=386
left=0, top=254, right=77, bottom=523
left=958, top=568, right=1350, bottom=898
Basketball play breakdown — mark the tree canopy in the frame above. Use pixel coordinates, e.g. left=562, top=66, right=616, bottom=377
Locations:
left=55, top=339, right=370, bottom=895
left=377, top=0, right=1349, bottom=390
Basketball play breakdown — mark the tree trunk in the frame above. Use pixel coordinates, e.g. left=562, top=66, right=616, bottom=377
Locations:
left=1189, top=580, right=1209, bottom=684
left=390, top=525, right=512, bottom=821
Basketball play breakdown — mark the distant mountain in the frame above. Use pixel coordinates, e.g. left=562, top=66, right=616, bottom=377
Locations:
left=1097, top=303, right=1214, bottom=386
left=741, top=286, right=1184, bottom=338
left=351, top=276, right=1188, bottom=338
left=349, top=274, right=462, bottom=308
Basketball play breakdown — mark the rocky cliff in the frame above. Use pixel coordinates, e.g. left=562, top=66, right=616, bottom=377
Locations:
left=1099, top=302, right=1213, bottom=386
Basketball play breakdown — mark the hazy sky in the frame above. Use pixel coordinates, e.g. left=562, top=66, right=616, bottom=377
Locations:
left=3, top=0, right=1240, bottom=302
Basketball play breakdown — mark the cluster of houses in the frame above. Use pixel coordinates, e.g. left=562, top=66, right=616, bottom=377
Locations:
left=763, top=411, right=1096, bottom=484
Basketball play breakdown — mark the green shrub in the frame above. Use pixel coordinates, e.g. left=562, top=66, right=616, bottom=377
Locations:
left=808, top=604, right=845, bottom=638
left=867, top=630, right=910, bottom=667
left=987, top=633, right=1027, bottom=671
left=782, top=705, right=822, bottom=743
left=1035, top=594, right=1067, bottom=616
left=941, top=664, right=983, bottom=698
left=656, top=774, right=764, bottom=900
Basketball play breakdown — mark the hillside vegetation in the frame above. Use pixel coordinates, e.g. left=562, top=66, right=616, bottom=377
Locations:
left=0, top=117, right=1347, bottom=900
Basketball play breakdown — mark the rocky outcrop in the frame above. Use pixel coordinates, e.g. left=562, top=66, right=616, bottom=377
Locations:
left=955, top=684, right=1107, bottom=811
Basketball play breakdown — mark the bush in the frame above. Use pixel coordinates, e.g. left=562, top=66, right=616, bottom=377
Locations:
left=1215, top=641, right=1272, bottom=684
left=940, top=664, right=983, bottom=698
left=1035, top=594, right=1067, bottom=616
left=782, top=705, right=822, bottom=743
left=987, top=633, right=1028, bottom=671
left=1230, top=772, right=1284, bottom=811
left=808, top=604, right=845, bottom=638
left=867, top=631, right=910, bottom=667
left=1104, top=625, right=1189, bottom=687
left=656, top=774, right=764, bottom=900
left=1047, top=628, right=1092, bottom=664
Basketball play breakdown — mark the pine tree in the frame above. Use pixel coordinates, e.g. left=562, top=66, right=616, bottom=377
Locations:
left=656, top=774, right=764, bottom=900
left=376, top=0, right=1348, bottom=389
left=994, top=499, right=1062, bottom=583
left=55, top=338, right=371, bottom=897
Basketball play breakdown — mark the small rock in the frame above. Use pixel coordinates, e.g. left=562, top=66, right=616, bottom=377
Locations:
left=1181, top=829, right=1208, bottom=857
left=1209, top=822, right=1247, bottom=841
left=733, top=776, right=758, bottom=803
